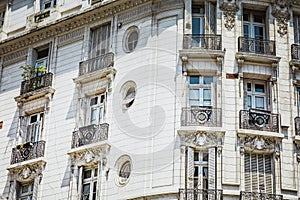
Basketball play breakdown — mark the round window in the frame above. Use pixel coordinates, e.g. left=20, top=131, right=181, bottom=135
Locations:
left=124, top=26, right=139, bottom=53
left=121, top=81, right=136, bottom=109
left=115, top=155, right=132, bottom=186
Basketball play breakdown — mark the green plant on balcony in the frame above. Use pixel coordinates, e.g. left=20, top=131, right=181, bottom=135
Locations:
left=20, top=65, right=46, bottom=81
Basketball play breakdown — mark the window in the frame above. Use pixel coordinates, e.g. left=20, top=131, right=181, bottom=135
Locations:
left=119, top=161, right=131, bottom=184
left=123, top=26, right=139, bottom=53
left=193, top=150, right=209, bottom=190
left=40, top=0, right=56, bottom=10
left=26, top=113, right=43, bottom=143
left=18, top=182, right=33, bottom=200
left=294, top=14, right=300, bottom=44
left=121, top=81, right=136, bottom=109
left=90, top=23, right=111, bottom=58
left=0, top=6, right=5, bottom=27
left=82, top=168, right=98, bottom=200
left=243, top=10, right=266, bottom=39
left=89, top=95, right=105, bottom=125
left=245, top=80, right=267, bottom=110
left=188, top=76, right=214, bottom=107
left=32, top=47, right=49, bottom=77
left=244, top=153, right=273, bottom=194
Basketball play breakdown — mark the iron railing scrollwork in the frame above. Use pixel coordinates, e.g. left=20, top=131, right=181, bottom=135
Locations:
left=239, top=109, right=279, bottom=132
left=240, top=191, right=283, bottom=200
left=183, top=34, right=222, bottom=50
left=238, top=37, right=276, bottom=56
left=295, top=117, right=300, bottom=136
left=179, top=188, right=223, bottom=200
left=72, top=123, right=109, bottom=148
left=11, top=141, right=46, bottom=164
left=291, top=44, right=300, bottom=60
left=20, top=72, right=53, bottom=95
left=79, top=52, right=114, bottom=76
left=181, top=107, right=222, bottom=127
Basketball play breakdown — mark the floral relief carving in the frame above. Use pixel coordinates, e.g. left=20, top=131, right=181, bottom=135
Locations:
left=219, top=0, right=239, bottom=31
left=180, top=131, right=224, bottom=149
left=271, top=0, right=292, bottom=37
left=239, top=135, right=281, bottom=158
left=9, top=162, right=45, bottom=182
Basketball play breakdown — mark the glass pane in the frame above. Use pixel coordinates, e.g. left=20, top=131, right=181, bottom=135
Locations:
left=255, top=84, right=265, bottom=93
left=189, top=89, right=199, bottom=99
left=203, top=77, right=213, bottom=85
left=203, top=100, right=211, bottom=106
left=98, top=107, right=103, bottom=124
left=82, top=184, right=90, bottom=199
left=94, top=168, right=98, bottom=177
left=247, top=95, right=252, bottom=109
left=30, top=115, right=38, bottom=123
left=255, top=97, right=265, bottom=109
left=192, top=17, right=204, bottom=35
left=190, top=100, right=200, bottom=106
left=254, top=26, right=264, bottom=39
left=91, top=109, right=98, bottom=124
left=21, top=185, right=29, bottom=194
left=92, top=182, right=97, bottom=200
left=194, top=152, right=199, bottom=161
left=254, top=14, right=264, bottom=23
left=203, top=151, right=208, bottom=162
left=243, top=13, right=249, bottom=21
left=203, top=89, right=211, bottom=106
left=194, top=166, right=199, bottom=177
left=83, top=170, right=92, bottom=179
left=90, top=97, right=98, bottom=106
left=243, top=24, right=249, bottom=38
left=190, top=76, right=199, bottom=84
left=247, top=83, right=251, bottom=92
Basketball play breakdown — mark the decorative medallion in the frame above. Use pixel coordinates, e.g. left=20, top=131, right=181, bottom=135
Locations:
left=219, top=0, right=239, bottom=31
left=271, top=0, right=292, bottom=37
left=180, top=131, right=224, bottom=148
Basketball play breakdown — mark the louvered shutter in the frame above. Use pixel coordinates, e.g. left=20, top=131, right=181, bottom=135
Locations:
left=31, top=49, right=38, bottom=66
left=206, top=2, right=216, bottom=34
left=19, top=117, right=27, bottom=143
left=47, top=43, right=52, bottom=70
left=244, top=153, right=251, bottom=191
left=208, top=147, right=216, bottom=189
left=264, top=155, right=273, bottom=194
left=187, top=147, right=194, bottom=189
left=243, top=80, right=249, bottom=110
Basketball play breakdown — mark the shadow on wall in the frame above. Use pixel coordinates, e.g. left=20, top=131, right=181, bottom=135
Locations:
left=11, top=0, right=33, bottom=12
left=1, top=172, right=11, bottom=199
left=5, top=109, right=18, bottom=155
left=61, top=158, right=71, bottom=188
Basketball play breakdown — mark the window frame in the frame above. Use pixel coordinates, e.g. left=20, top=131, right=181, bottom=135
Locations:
left=90, top=23, right=111, bottom=58
left=123, top=26, right=139, bottom=53
left=243, top=10, right=266, bottom=39
left=18, top=182, right=33, bottom=200
left=193, top=150, right=209, bottom=190
left=26, top=112, right=44, bottom=143
left=81, top=167, right=98, bottom=200
left=40, top=0, right=56, bottom=10
left=245, top=80, right=267, bottom=111
left=294, top=14, right=300, bottom=44
left=88, top=94, right=105, bottom=126
left=188, top=75, right=214, bottom=107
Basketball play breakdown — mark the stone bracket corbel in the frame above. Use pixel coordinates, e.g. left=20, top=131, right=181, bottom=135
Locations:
left=181, top=56, right=188, bottom=76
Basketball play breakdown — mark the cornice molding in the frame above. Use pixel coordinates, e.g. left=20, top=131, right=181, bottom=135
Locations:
left=2, top=48, right=28, bottom=66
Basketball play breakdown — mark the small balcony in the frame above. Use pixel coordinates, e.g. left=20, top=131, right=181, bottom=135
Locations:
left=183, top=34, right=222, bottom=50
left=291, top=44, right=300, bottom=60
left=178, top=188, right=223, bottom=200
left=20, top=72, right=53, bottom=95
left=71, top=123, right=109, bottom=148
left=238, top=37, right=276, bottom=56
left=240, top=191, right=283, bottom=200
left=79, top=52, right=114, bottom=76
left=181, top=107, right=222, bottom=127
left=10, top=141, right=46, bottom=165
left=239, top=109, right=279, bottom=133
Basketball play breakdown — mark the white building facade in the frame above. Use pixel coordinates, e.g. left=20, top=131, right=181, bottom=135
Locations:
left=0, top=0, right=299, bottom=199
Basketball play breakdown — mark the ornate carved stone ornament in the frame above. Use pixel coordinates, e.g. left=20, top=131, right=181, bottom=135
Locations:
left=8, top=162, right=45, bottom=183
left=219, top=0, right=239, bottom=31
left=180, top=131, right=224, bottom=149
left=272, top=0, right=292, bottom=37
left=239, top=135, right=281, bottom=158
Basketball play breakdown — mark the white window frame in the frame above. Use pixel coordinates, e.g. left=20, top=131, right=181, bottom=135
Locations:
left=244, top=153, right=274, bottom=194
left=40, top=0, right=56, bottom=10
left=90, top=23, right=111, bottom=58
left=26, top=113, right=43, bottom=143
left=81, top=167, right=98, bottom=200
left=294, top=14, right=300, bottom=44
left=243, top=10, right=266, bottom=39
left=193, top=150, right=209, bottom=190
left=18, top=182, right=33, bottom=200
left=88, top=94, right=105, bottom=125
left=245, top=80, right=267, bottom=111
left=188, top=75, right=214, bottom=107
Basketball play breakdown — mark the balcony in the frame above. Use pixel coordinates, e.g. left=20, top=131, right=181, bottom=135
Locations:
left=10, top=141, right=46, bottom=165
left=239, top=109, right=279, bottom=133
left=178, top=189, right=223, bottom=200
left=291, top=44, right=300, bottom=60
left=20, top=72, right=53, bottom=95
left=238, top=37, right=276, bottom=56
left=240, top=191, right=283, bottom=200
left=71, top=123, right=109, bottom=148
left=79, top=52, right=114, bottom=76
left=181, top=107, right=222, bottom=127
left=183, top=34, right=222, bottom=50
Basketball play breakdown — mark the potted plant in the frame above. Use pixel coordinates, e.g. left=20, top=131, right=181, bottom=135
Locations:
left=20, top=65, right=46, bottom=81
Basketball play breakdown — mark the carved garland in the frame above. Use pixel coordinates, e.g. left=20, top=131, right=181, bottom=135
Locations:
left=8, top=162, right=45, bottom=183
left=271, top=0, right=292, bottom=37
left=239, top=135, right=281, bottom=159
left=180, top=131, right=224, bottom=153
left=219, top=0, right=240, bottom=31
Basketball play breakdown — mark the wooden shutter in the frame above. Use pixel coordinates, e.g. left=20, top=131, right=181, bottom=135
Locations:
left=264, top=155, right=273, bottom=194
left=208, top=147, right=216, bottom=189
left=244, top=153, right=251, bottom=191
left=32, top=49, right=38, bottom=66
left=187, top=147, right=194, bottom=189
left=243, top=80, right=248, bottom=109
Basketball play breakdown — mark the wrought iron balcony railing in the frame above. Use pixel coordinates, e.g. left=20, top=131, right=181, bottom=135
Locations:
left=20, top=72, right=53, bottom=95
left=239, top=109, right=279, bottom=132
left=240, top=191, right=283, bottom=200
left=295, top=117, right=300, bottom=136
left=11, top=141, right=46, bottom=164
left=183, top=34, right=222, bottom=50
left=238, top=37, right=276, bottom=56
left=72, top=123, right=109, bottom=148
left=181, top=107, right=222, bottom=127
left=291, top=44, right=300, bottom=60
left=179, top=188, right=223, bottom=200
left=79, top=52, right=114, bottom=76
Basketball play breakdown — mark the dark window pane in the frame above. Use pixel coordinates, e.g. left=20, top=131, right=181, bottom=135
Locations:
left=247, top=83, right=251, bottom=92
left=255, top=84, right=265, bottom=93
left=190, top=76, right=199, bottom=84
left=83, top=170, right=92, bottom=179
